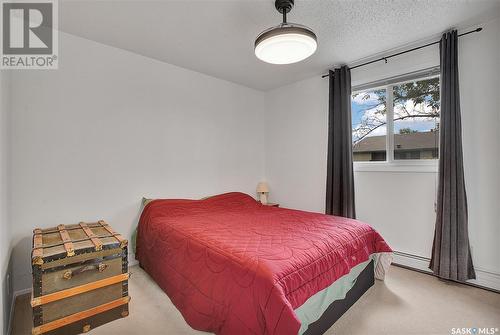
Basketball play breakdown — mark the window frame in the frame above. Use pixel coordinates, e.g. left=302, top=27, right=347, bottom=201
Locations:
left=351, top=67, right=440, bottom=173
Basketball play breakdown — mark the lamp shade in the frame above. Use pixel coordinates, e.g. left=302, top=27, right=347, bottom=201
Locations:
left=256, top=182, right=269, bottom=193
left=254, top=23, right=317, bottom=64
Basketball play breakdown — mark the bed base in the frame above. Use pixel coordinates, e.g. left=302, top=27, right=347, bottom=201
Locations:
left=303, top=259, right=375, bottom=335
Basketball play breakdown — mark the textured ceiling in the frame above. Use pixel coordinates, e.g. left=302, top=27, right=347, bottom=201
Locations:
left=59, top=0, right=500, bottom=91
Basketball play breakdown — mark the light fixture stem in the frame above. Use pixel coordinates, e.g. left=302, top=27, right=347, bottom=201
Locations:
left=283, top=10, right=287, bottom=24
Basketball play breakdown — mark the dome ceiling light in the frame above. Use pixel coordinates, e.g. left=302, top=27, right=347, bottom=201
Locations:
left=255, top=0, right=317, bottom=65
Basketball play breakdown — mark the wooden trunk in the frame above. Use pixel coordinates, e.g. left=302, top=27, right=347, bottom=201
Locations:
left=31, top=220, right=130, bottom=335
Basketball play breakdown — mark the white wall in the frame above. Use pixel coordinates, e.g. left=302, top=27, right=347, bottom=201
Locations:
left=458, top=16, right=500, bottom=277
left=1, top=71, right=12, bottom=334
left=265, top=76, right=328, bottom=213
left=9, top=32, right=266, bottom=292
left=265, top=16, right=500, bottom=288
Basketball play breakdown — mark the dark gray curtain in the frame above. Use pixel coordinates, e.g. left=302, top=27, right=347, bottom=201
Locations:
left=325, top=66, right=356, bottom=218
left=430, top=30, right=475, bottom=281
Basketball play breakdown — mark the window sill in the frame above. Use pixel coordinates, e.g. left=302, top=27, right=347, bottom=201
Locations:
left=353, top=160, right=438, bottom=173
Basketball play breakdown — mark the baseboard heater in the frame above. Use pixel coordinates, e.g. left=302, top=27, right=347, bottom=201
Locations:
left=392, top=250, right=500, bottom=293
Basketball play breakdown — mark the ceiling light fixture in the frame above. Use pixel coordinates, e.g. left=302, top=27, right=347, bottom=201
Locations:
left=255, top=0, right=317, bottom=65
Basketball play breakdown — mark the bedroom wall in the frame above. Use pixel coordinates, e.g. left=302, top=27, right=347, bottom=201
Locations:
left=265, top=15, right=500, bottom=289
left=0, top=71, right=12, bottom=334
left=8, top=32, right=266, bottom=293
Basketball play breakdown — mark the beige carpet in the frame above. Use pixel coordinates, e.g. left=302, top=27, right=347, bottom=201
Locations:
left=11, top=265, right=500, bottom=335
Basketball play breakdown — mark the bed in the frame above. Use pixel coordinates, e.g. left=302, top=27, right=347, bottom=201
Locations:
left=136, top=192, right=392, bottom=335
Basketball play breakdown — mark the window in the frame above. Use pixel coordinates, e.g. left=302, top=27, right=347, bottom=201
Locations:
left=351, top=73, right=440, bottom=163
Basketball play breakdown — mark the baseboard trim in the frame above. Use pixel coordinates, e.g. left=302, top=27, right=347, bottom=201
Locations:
left=393, top=251, right=433, bottom=273
left=469, top=268, right=500, bottom=292
left=393, top=251, right=500, bottom=293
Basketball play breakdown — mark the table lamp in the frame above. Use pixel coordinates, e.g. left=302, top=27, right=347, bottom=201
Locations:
left=256, top=182, right=270, bottom=204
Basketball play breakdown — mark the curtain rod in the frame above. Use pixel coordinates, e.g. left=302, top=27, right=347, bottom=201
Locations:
left=321, top=27, right=482, bottom=78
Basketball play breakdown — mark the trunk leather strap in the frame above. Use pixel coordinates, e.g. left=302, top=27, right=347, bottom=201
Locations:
left=32, top=228, right=44, bottom=265
left=99, top=220, right=128, bottom=248
left=79, top=222, right=103, bottom=251
left=57, top=224, right=75, bottom=257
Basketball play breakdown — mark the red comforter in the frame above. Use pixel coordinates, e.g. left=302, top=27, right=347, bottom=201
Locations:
left=136, top=192, right=391, bottom=335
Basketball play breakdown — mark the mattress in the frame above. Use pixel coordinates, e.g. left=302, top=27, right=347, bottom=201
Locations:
left=136, top=192, right=392, bottom=335
left=296, top=254, right=386, bottom=334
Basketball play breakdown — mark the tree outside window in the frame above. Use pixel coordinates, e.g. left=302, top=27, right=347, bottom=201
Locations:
left=351, top=76, right=440, bottom=162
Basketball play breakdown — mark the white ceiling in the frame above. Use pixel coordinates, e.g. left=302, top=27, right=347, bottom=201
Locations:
left=59, top=0, right=500, bottom=91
